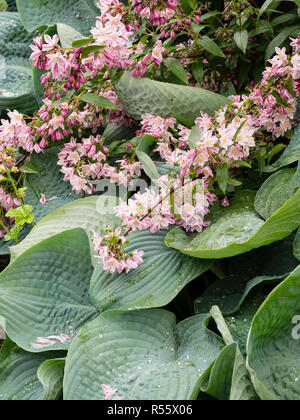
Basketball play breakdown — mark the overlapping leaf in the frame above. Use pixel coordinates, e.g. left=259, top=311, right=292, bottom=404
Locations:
left=10, top=195, right=120, bottom=264
left=0, top=12, right=38, bottom=114
left=16, top=0, right=98, bottom=35
left=165, top=188, right=300, bottom=259
left=0, top=337, right=65, bottom=400
left=0, top=229, right=98, bottom=352
left=247, top=265, right=300, bottom=400
left=64, top=310, right=224, bottom=400
left=115, top=71, right=229, bottom=121
left=90, top=230, right=213, bottom=312
left=24, top=147, right=77, bottom=222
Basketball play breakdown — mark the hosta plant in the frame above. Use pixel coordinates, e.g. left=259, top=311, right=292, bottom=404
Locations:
left=0, top=0, right=299, bottom=401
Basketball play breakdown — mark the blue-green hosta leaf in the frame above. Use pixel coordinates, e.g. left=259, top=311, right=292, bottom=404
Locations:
left=0, top=13, right=38, bottom=114
left=247, top=265, right=300, bottom=400
left=24, top=147, right=77, bottom=222
left=264, top=124, right=300, bottom=172
left=63, top=310, right=224, bottom=400
left=16, top=0, right=98, bottom=35
left=254, top=168, right=298, bottom=220
left=200, top=343, right=258, bottom=400
left=0, top=337, right=65, bottom=400
left=115, top=72, right=229, bottom=121
left=165, top=189, right=300, bottom=259
left=10, top=195, right=120, bottom=265
left=0, top=229, right=98, bottom=352
left=37, top=358, right=65, bottom=400
left=199, top=307, right=257, bottom=400
left=90, top=230, right=213, bottom=312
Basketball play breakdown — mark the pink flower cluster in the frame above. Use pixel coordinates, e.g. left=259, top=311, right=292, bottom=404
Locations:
left=115, top=176, right=216, bottom=234
left=58, top=135, right=110, bottom=194
left=131, top=0, right=178, bottom=26
left=58, top=135, right=142, bottom=194
left=93, top=227, right=144, bottom=274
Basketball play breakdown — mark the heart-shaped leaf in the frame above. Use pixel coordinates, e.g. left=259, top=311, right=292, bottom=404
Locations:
left=254, top=168, right=298, bottom=220
left=90, top=230, right=213, bottom=312
left=63, top=310, right=224, bottom=400
left=10, top=195, right=120, bottom=264
left=0, top=228, right=98, bottom=352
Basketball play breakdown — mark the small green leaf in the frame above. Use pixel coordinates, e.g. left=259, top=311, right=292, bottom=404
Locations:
left=191, top=62, right=204, bottom=84
left=80, top=45, right=106, bottom=58
left=198, top=36, right=226, bottom=58
left=216, top=163, right=229, bottom=195
left=80, top=93, right=120, bottom=110
left=72, top=37, right=94, bottom=48
left=234, top=30, right=249, bottom=54
left=163, top=58, right=189, bottom=85
left=137, top=150, right=160, bottom=182
left=188, top=124, right=202, bottom=148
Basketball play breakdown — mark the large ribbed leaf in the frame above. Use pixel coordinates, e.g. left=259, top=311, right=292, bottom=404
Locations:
left=0, top=229, right=98, bottom=352
left=115, top=72, right=229, bottom=121
left=0, top=13, right=38, bottom=114
left=63, top=310, right=224, bottom=400
left=10, top=195, right=120, bottom=265
left=16, top=0, right=98, bottom=35
left=24, top=147, right=77, bottom=222
left=90, top=230, right=213, bottom=312
left=165, top=189, right=300, bottom=259
left=247, top=265, right=300, bottom=400
left=0, top=338, right=65, bottom=400
left=264, top=124, right=300, bottom=172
